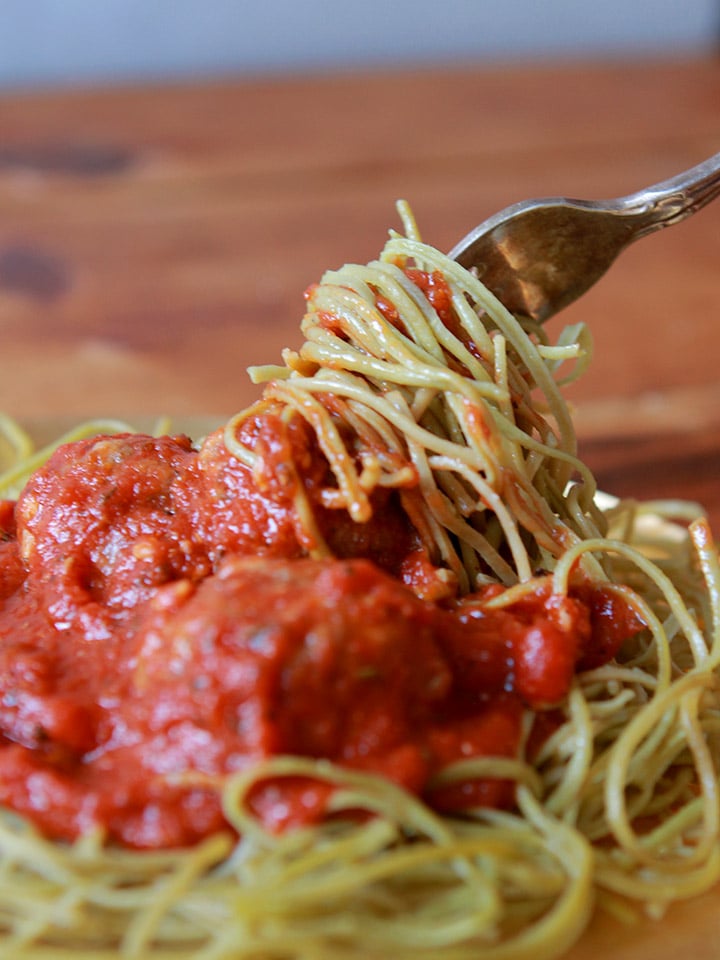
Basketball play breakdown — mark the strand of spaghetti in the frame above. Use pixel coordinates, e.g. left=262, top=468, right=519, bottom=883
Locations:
left=536, top=344, right=583, bottom=362
left=215, top=762, right=594, bottom=959
left=434, top=467, right=486, bottom=519
left=385, top=238, right=576, bottom=442
left=319, top=260, right=496, bottom=370
left=120, top=834, right=230, bottom=958
left=398, top=480, right=472, bottom=585
left=407, top=449, right=516, bottom=586
left=542, top=322, right=593, bottom=387
left=586, top=686, right=638, bottom=717
left=0, top=419, right=138, bottom=498
left=427, top=455, right=533, bottom=582
left=391, top=401, right=501, bottom=587
left=262, top=382, right=372, bottom=523
left=642, top=767, right=697, bottom=819
left=615, top=707, right=700, bottom=822
left=383, top=388, right=518, bottom=584
left=306, top=281, right=486, bottom=382
left=628, top=793, right=714, bottom=857
left=541, top=686, right=594, bottom=822
left=442, top=392, right=506, bottom=488
left=298, top=338, right=505, bottom=415
left=221, top=407, right=262, bottom=469
left=381, top=238, right=579, bottom=477
left=0, top=414, right=33, bottom=472
left=299, top=325, right=505, bottom=406
left=408, top=384, right=439, bottom=421
left=263, top=375, right=492, bottom=475
left=305, top=283, right=402, bottom=361
left=396, top=198, right=421, bottom=242
left=443, top=276, right=498, bottom=361
left=340, top=396, right=410, bottom=467
left=254, top=402, right=338, bottom=556
left=484, top=405, right=600, bottom=507
left=676, top=687, right=720, bottom=862
left=468, top=787, right=594, bottom=960
left=490, top=335, right=519, bottom=454
left=416, top=391, right=471, bottom=457
left=381, top=221, right=500, bottom=358
left=290, top=488, right=334, bottom=558
left=562, top=482, right=606, bottom=542
left=0, top=883, right=93, bottom=955
left=575, top=706, right=679, bottom=842
left=426, top=757, right=543, bottom=797
left=0, top=820, right=82, bottom=886
left=604, top=670, right=715, bottom=863
left=689, top=518, right=720, bottom=656
left=552, top=538, right=711, bottom=668
left=368, top=260, right=496, bottom=373
left=594, top=841, right=720, bottom=904
left=222, top=757, right=458, bottom=847
left=330, top=262, right=461, bottom=364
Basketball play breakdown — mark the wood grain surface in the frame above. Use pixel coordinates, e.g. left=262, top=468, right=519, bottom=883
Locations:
left=1, top=55, right=720, bottom=958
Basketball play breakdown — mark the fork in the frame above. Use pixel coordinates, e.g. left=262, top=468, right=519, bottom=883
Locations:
left=449, top=151, right=720, bottom=323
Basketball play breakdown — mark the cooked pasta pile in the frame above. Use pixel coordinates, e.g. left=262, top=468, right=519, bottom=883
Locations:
left=0, top=206, right=718, bottom=959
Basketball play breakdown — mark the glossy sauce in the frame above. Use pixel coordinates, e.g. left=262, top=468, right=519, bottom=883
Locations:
left=0, top=422, right=642, bottom=849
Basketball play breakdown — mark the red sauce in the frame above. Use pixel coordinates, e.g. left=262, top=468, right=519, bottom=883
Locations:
left=0, top=428, right=642, bottom=849
left=404, top=269, right=455, bottom=328
left=311, top=269, right=483, bottom=363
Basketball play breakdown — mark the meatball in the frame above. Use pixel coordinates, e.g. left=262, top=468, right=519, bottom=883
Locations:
left=16, top=434, right=209, bottom=635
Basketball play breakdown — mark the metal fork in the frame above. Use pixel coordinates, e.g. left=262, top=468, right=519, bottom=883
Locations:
left=449, top=151, right=720, bottom=323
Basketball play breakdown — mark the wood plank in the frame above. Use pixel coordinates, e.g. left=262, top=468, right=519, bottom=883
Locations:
left=1, top=57, right=719, bottom=420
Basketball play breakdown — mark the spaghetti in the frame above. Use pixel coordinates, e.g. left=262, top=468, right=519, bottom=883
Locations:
left=0, top=205, right=718, bottom=958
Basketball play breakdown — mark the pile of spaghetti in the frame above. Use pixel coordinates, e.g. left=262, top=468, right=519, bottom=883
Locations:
left=0, top=205, right=718, bottom=959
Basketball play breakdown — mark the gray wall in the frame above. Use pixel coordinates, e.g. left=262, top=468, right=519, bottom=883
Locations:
left=1, top=0, right=718, bottom=90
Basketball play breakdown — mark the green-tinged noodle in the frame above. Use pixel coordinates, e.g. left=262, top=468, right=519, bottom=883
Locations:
left=0, top=205, right=717, bottom=958
left=0, top=419, right=165, bottom=500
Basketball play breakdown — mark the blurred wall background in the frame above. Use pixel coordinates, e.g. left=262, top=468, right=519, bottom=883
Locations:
left=0, top=0, right=718, bottom=90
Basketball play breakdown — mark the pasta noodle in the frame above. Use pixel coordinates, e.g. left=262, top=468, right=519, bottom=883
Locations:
left=0, top=204, right=718, bottom=959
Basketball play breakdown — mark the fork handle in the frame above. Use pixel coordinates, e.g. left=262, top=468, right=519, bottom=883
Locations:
left=619, top=151, right=720, bottom=237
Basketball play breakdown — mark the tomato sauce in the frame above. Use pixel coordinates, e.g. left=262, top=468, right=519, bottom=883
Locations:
left=0, top=427, right=642, bottom=849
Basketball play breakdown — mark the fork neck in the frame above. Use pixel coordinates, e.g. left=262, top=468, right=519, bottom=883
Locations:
left=620, top=151, right=720, bottom=235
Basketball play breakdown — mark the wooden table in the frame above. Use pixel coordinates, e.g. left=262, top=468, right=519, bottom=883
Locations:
left=1, top=56, right=720, bottom=958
